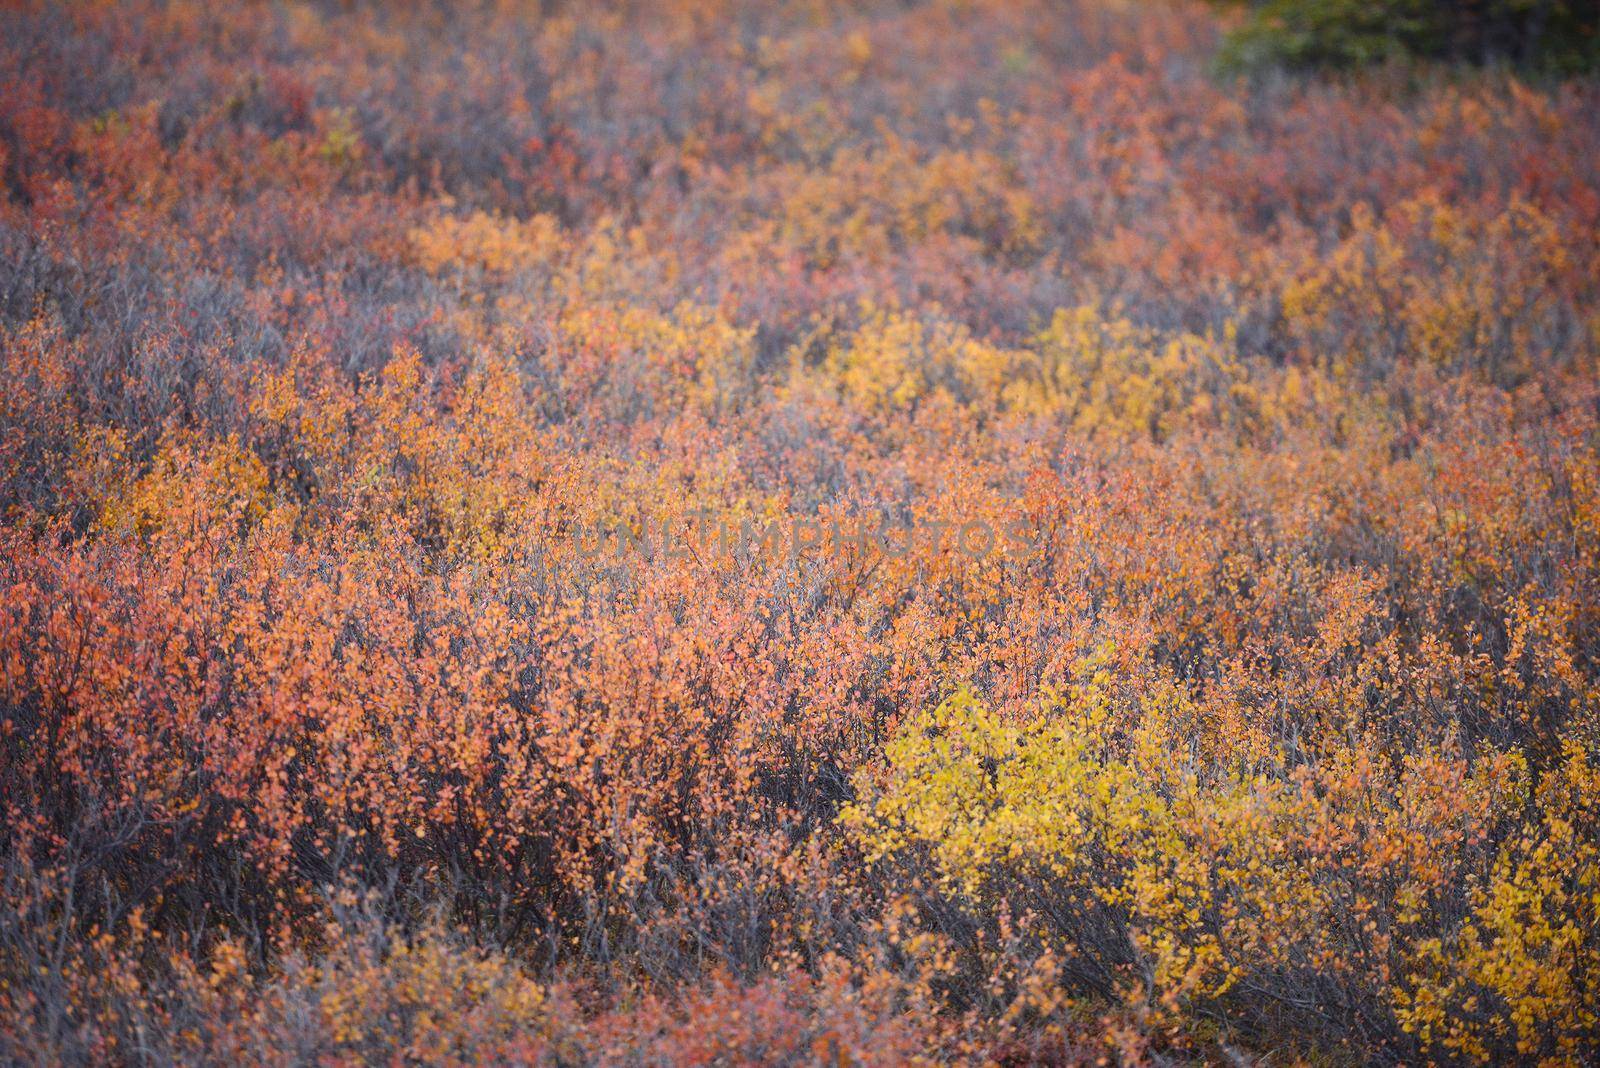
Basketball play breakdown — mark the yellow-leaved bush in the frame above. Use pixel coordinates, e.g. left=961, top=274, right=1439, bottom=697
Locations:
left=1393, top=740, right=1600, bottom=1065
left=842, top=671, right=1597, bottom=1060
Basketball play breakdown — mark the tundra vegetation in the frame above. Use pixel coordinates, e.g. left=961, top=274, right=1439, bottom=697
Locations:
left=1, top=0, right=1598, bottom=1064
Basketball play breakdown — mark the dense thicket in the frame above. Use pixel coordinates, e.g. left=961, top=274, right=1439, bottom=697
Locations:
left=2, top=1, right=1598, bottom=1064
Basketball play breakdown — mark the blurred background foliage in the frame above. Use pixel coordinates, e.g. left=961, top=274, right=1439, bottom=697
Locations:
left=1214, top=0, right=1600, bottom=72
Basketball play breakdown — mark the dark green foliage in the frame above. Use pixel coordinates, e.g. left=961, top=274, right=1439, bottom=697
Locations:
left=1215, top=0, right=1600, bottom=72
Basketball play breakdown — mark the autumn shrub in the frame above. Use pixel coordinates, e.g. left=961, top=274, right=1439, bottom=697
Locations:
left=0, top=873, right=554, bottom=1066
left=840, top=680, right=1578, bottom=1057
left=2, top=0, right=1600, bottom=1063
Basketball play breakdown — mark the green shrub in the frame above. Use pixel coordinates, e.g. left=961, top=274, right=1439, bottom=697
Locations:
left=1214, top=0, right=1600, bottom=72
